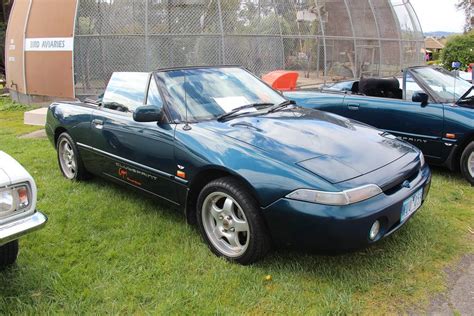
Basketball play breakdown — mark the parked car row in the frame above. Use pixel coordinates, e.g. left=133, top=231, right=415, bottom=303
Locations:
left=44, top=66, right=431, bottom=264
left=288, top=66, right=474, bottom=185
left=5, top=65, right=470, bottom=265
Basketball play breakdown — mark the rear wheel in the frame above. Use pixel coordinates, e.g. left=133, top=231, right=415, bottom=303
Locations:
left=57, top=132, right=89, bottom=181
left=196, top=177, right=270, bottom=265
left=460, top=141, right=474, bottom=186
left=0, top=240, right=19, bottom=268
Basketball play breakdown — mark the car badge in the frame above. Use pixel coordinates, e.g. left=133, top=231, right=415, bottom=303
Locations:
left=402, top=180, right=410, bottom=189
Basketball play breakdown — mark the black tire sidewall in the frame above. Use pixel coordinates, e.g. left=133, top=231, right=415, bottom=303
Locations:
left=196, top=177, right=270, bottom=264
left=460, top=142, right=474, bottom=186
left=0, top=240, right=19, bottom=268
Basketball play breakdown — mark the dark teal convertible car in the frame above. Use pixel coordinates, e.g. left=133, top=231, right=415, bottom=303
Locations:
left=46, top=66, right=431, bottom=264
left=286, top=66, right=474, bottom=185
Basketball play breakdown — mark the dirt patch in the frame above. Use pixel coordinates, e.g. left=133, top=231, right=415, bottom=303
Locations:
left=426, top=254, right=474, bottom=315
left=19, top=129, right=47, bottom=139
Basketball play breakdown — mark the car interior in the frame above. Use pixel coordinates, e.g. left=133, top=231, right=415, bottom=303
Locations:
left=350, top=77, right=403, bottom=100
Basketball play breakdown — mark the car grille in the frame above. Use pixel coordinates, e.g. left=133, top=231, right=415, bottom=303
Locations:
left=382, top=168, right=419, bottom=195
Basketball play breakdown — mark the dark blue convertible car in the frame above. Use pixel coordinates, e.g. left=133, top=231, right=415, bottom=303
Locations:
left=286, top=66, right=474, bottom=185
left=46, top=66, right=431, bottom=264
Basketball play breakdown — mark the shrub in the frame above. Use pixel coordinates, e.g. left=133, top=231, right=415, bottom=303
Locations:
left=440, top=31, right=474, bottom=70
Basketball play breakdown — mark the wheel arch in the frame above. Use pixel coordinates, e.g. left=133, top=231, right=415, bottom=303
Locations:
left=185, top=166, right=260, bottom=225
left=452, top=132, right=474, bottom=171
left=53, top=126, right=68, bottom=147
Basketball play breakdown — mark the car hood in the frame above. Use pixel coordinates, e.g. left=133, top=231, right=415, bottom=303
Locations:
left=198, top=108, right=415, bottom=183
left=0, top=151, right=32, bottom=186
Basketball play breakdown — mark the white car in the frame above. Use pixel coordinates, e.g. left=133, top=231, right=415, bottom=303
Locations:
left=0, top=151, right=47, bottom=267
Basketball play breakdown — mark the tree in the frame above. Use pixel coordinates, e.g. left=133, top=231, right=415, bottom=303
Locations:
left=0, top=0, right=14, bottom=75
left=456, top=0, right=472, bottom=32
left=440, top=31, right=474, bottom=70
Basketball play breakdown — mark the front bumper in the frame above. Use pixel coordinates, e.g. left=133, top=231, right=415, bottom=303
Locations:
left=0, top=211, right=48, bottom=246
left=263, top=165, right=431, bottom=250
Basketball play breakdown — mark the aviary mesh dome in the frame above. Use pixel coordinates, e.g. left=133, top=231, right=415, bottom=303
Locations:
left=74, top=0, right=424, bottom=95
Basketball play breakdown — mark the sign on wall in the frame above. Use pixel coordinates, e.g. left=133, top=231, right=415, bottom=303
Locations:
left=25, top=37, right=74, bottom=52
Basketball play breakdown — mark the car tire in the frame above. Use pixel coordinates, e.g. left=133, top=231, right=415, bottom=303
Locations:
left=460, top=141, right=474, bottom=186
left=56, top=132, right=89, bottom=181
left=196, top=177, right=271, bottom=265
left=0, top=240, right=19, bottom=268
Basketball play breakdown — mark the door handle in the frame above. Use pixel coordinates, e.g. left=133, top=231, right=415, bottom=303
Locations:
left=347, top=103, right=360, bottom=111
left=92, top=119, right=104, bottom=130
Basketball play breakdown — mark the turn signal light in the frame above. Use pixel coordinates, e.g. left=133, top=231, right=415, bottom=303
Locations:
left=176, top=170, right=186, bottom=179
left=17, top=186, right=29, bottom=208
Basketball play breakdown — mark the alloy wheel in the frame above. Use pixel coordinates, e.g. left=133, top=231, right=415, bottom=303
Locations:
left=201, top=192, right=250, bottom=258
left=58, top=138, right=77, bottom=179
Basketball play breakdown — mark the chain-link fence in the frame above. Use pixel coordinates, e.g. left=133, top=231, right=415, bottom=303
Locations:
left=74, top=0, right=424, bottom=96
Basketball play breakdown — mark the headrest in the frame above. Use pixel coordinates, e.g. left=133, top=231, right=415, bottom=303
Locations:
left=359, top=77, right=399, bottom=92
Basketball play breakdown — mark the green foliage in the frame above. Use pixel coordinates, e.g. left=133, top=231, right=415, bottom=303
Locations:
left=0, top=97, right=36, bottom=112
left=0, top=100, right=472, bottom=314
left=440, top=32, right=474, bottom=70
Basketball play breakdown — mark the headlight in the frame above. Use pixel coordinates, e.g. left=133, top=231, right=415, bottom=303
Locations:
left=0, top=189, right=14, bottom=213
left=286, top=184, right=383, bottom=206
left=0, top=184, right=31, bottom=216
left=419, top=152, right=425, bottom=168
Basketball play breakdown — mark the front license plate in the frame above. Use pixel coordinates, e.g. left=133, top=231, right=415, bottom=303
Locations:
left=401, top=189, right=423, bottom=222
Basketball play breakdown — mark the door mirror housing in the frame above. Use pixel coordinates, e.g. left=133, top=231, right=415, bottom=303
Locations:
left=412, top=91, right=429, bottom=106
left=133, top=105, right=164, bottom=122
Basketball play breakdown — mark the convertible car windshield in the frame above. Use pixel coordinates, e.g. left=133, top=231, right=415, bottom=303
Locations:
left=411, top=67, right=473, bottom=102
left=157, top=67, right=286, bottom=122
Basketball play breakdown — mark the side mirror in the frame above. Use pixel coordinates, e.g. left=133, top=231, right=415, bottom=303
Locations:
left=133, top=105, right=164, bottom=122
left=412, top=91, right=429, bottom=106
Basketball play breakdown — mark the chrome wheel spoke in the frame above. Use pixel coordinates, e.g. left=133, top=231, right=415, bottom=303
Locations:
left=212, top=226, right=223, bottom=238
left=222, top=198, right=234, bottom=215
left=233, top=218, right=248, bottom=232
left=227, top=232, right=241, bottom=249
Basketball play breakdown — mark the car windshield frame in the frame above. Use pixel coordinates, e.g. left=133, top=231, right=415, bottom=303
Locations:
left=409, top=66, right=473, bottom=103
left=154, top=66, right=287, bottom=123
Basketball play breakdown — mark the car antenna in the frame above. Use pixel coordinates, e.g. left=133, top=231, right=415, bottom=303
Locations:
left=183, top=72, right=192, bottom=131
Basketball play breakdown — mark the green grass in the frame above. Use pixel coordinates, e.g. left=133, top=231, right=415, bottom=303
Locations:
left=0, top=98, right=473, bottom=314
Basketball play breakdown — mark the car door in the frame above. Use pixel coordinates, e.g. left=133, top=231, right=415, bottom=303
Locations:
left=342, top=73, right=444, bottom=160
left=85, top=72, right=179, bottom=204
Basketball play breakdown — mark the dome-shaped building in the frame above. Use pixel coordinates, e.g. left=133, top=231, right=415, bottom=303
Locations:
left=6, top=0, right=424, bottom=102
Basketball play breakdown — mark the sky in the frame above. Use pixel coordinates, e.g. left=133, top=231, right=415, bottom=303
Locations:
left=410, top=0, right=465, bottom=33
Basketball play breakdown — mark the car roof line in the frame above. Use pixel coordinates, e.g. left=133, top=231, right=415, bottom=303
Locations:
left=153, top=65, right=244, bottom=73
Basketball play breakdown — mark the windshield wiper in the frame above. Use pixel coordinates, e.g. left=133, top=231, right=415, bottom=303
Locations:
left=217, top=103, right=274, bottom=122
left=267, top=100, right=296, bottom=113
left=457, top=86, right=474, bottom=104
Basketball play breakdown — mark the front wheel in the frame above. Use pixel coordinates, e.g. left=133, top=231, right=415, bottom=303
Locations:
left=0, top=240, right=19, bottom=268
left=460, top=141, right=474, bottom=186
left=56, top=132, right=89, bottom=181
left=196, top=177, right=271, bottom=265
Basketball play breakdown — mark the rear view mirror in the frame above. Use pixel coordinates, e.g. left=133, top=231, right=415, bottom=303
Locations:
left=412, top=91, right=429, bottom=107
left=133, top=106, right=164, bottom=122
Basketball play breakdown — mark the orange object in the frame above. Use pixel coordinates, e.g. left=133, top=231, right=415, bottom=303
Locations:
left=468, top=63, right=474, bottom=73
left=262, top=70, right=299, bottom=91
left=176, top=170, right=186, bottom=179
left=446, top=133, right=456, bottom=139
